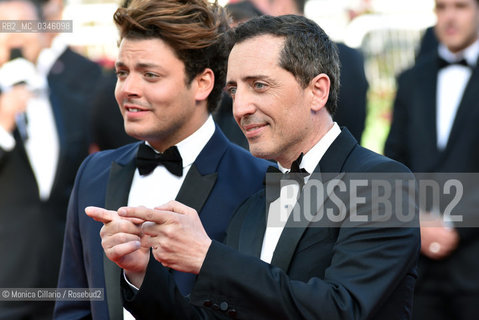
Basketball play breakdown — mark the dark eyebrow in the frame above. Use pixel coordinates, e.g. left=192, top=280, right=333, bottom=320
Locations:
left=115, top=61, right=126, bottom=68
left=226, top=75, right=273, bottom=86
left=226, top=80, right=237, bottom=87
left=136, top=62, right=160, bottom=69
left=114, top=61, right=161, bottom=70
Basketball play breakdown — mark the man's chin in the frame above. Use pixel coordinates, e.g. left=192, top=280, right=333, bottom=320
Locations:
left=249, top=144, right=274, bottom=160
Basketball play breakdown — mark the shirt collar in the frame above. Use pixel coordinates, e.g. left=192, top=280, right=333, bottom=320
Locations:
left=277, top=122, right=341, bottom=174
left=146, top=115, right=215, bottom=169
left=438, top=38, right=479, bottom=67
left=36, top=35, right=68, bottom=78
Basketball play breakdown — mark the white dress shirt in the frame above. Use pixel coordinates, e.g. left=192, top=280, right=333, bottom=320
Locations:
left=260, top=123, right=341, bottom=263
left=436, top=39, right=479, bottom=150
left=0, top=39, right=65, bottom=200
left=123, top=115, right=215, bottom=320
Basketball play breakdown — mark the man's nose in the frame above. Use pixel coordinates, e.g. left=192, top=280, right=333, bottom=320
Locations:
left=232, top=87, right=255, bottom=120
left=120, top=74, right=141, bottom=97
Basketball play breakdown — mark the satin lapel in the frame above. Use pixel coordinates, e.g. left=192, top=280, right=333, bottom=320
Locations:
left=444, top=62, right=479, bottom=152
left=238, top=192, right=267, bottom=257
left=175, top=164, right=217, bottom=212
left=12, top=129, right=31, bottom=168
left=270, top=129, right=357, bottom=272
left=175, top=126, right=229, bottom=212
left=103, top=157, right=136, bottom=320
left=270, top=171, right=345, bottom=271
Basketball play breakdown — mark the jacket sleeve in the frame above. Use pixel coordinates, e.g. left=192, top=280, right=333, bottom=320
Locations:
left=190, top=223, right=419, bottom=320
left=54, top=155, right=95, bottom=320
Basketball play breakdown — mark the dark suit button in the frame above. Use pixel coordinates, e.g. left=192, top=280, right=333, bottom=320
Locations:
left=220, top=301, right=228, bottom=311
left=203, top=300, right=212, bottom=307
left=212, top=303, right=220, bottom=310
left=227, top=309, right=237, bottom=318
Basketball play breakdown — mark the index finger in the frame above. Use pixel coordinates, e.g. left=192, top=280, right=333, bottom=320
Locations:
left=154, top=200, right=196, bottom=215
left=118, top=206, right=174, bottom=225
left=85, top=206, right=117, bottom=224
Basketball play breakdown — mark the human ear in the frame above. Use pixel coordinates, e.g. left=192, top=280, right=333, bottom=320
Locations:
left=309, top=73, right=330, bottom=112
left=194, top=68, right=215, bottom=102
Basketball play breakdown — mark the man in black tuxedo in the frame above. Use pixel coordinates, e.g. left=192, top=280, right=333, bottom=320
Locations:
left=90, top=14, right=420, bottom=319
left=54, top=0, right=270, bottom=319
left=0, top=0, right=102, bottom=319
left=385, top=0, right=479, bottom=319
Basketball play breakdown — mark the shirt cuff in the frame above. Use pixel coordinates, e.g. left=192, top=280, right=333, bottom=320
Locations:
left=123, top=270, right=140, bottom=291
left=0, top=126, right=15, bottom=151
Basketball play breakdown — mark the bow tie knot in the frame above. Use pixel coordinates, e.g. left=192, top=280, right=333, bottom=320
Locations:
left=136, top=143, right=183, bottom=176
left=438, top=57, right=470, bottom=69
left=265, top=153, right=309, bottom=192
left=289, top=152, right=308, bottom=174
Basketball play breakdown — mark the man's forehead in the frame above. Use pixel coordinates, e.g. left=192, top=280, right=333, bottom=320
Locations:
left=227, top=35, right=289, bottom=84
left=117, top=37, right=171, bottom=59
left=229, top=35, right=284, bottom=63
left=116, top=37, right=184, bottom=71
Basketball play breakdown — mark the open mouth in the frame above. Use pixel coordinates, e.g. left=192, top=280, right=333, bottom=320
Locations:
left=126, top=107, right=143, bottom=112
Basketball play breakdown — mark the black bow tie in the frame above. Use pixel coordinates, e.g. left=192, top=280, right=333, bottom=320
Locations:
left=265, top=154, right=309, bottom=203
left=136, top=143, right=183, bottom=176
left=265, top=153, right=309, bottom=190
left=438, top=57, right=470, bottom=69
left=289, top=153, right=308, bottom=174
left=266, top=153, right=309, bottom=175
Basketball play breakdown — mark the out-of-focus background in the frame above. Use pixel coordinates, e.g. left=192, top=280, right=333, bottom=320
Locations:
left=63, top=0, right=436, bottom=154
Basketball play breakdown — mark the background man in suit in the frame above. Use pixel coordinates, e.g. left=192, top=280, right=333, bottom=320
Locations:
left=54, top=0, right=270, bottom=319
left=90, top=14, right=419, bottom=319
left=0, top=0, right=102, bottom=319
left=385, top=0, right=479, bottom=318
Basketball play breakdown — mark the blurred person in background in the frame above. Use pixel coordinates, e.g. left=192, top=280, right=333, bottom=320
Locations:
left=416, top=26, right=440, bottom=61
left=89, top=69, right=138, bottom=152
left=225, top=0, right=263, bottom=26
left=31, top=0, right=134, bottom=154
left=0, top=0, right=102, bottom=318
left=385, top=0, right=479, bottom=318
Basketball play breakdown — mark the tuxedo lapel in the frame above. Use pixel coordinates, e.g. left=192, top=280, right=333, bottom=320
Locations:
left=103, top=149, right=137, bottom=320
left=270, top=170, right=321, bottom=271
left=238, top=192, right=267, bottom=257
left=270, top=129, right=357, bottom=272
left=12, top=128, right=31, bottom=168
left=175, top=164, right=217, bottom=212
left=176, top=126, right=228, bottom=212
